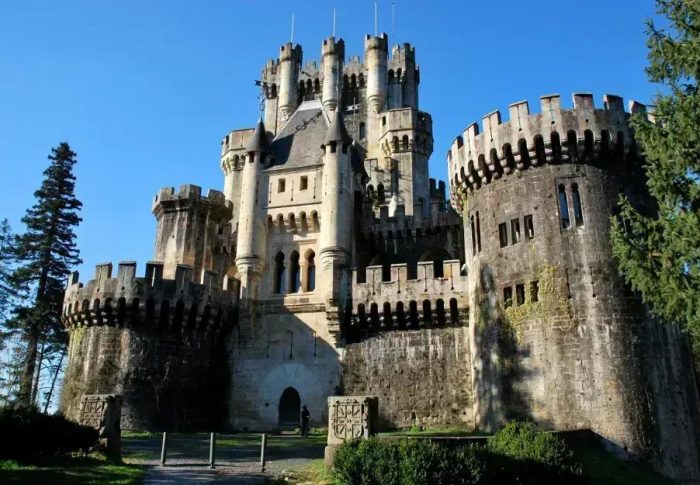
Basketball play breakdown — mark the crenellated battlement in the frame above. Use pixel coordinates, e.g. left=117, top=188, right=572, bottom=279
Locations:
left=378, top=108, right=432, bottom=156
left=364, top=33, right=389, bottom=52
left=221, top=128, right=255, bottom=174
left=360, top=202, right=460, bottom=240
left=447, top=93, right=651, bottom=207
left=152, top=184, right=232, bottom=217
left=347, top=260, right=468, bottom=338
left=62, top=261, right=239, bottom=334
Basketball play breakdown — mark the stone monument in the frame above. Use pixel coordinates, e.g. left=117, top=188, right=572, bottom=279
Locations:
left=79, top=394, right=122, bottom=459
left=324, top=396, right=378, bottom=468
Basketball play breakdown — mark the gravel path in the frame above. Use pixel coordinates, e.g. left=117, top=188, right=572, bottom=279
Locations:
left=124, top=433, right=325, bottom=484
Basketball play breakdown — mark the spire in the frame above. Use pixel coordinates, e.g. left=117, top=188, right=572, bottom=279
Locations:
left=245, top=119, right=270, bottom=153
left=323, top=109, right=351, bottom=146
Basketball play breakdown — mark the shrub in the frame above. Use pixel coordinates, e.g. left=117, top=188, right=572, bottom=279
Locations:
left=0, top=405, right=99, bottom=462
left=333, top=438, right=484, bottom=485
left=486, top=421, right=586, bottom=484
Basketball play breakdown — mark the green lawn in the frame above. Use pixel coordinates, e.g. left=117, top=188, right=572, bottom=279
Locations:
left=0, top=458, right=145, bottom=485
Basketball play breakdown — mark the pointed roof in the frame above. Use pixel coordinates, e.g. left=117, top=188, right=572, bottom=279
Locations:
left=323, top=109, right=351, bottom=145
left=245, top=119, right=270, bottom=153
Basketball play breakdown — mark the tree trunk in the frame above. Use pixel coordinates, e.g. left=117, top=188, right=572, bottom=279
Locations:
left=31, top=339, right=46, bottom=406
left=43, top=347, right=66, bottom=414
left=18, top=322, right=39, bottom=405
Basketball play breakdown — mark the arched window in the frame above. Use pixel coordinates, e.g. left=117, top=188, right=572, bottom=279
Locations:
left=558, top=184, right=570, bottom=229
left=274, top=252, right=286, bottom=294
left=422, top=300, right=433, bottom=325
left=572, top=183, right=584, bottom=226
left=359, top=122, right=366, bottom=140
left=305, top=250, right=316, bottom=292
left=290, top=251, right=301, bottom=293
left=402, top=135, right=409, bottom=151
left=449, top=298, right=459, bottom=325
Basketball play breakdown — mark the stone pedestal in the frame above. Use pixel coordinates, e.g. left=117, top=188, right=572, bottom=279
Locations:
left=79, top=394, right=122, bottom=460
left=324, top=396, right=378, bottom=468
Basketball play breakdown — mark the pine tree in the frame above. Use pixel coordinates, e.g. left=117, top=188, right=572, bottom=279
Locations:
left=11, top=142, right=82, bottom=406
left=0, top=219, right=16, bottom=322
left=611, top=0, right=700, bottom=365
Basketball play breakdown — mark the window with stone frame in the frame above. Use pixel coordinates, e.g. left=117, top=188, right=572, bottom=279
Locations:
left=499, top=222, right=508, bottom=248
left=524, top=214, right=534, bottom=239
left=511, top=218, right=521, bottom=244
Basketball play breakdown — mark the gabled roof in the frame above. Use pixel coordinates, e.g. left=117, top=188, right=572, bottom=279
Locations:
left=267, top=101, right=327, bottom=171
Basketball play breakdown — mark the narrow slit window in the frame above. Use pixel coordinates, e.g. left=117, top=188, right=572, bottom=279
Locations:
left=524, top=214, right=534, bottom=239
left=278, top=178, right=286, bottom=193
left=503, top=287, right=513, bottom=308
left=516, top=283, right=525, bottom=306
left=476, top=211, right=482, bottom=253
left=558, top=184, right=570, bottom=229
left=572, top=183, right=584, bottom=226
left=530, top=281, right=539, bottom=302
left=470, top=215, right=477, bottom=256
left=300, top=176, right=308, bottom=191
left=499, top=222, right=508, bottom=248
left=511, top=218, right=521, bottom=244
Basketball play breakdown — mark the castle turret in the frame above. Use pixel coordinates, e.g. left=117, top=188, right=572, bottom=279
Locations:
left=278, top=43, right=302, bottom=120
left=321, top=37, right=344, bottom=112
left=152, top=185, right=233, bottom=280
left=364, top=34, right=388, bottom=113
left=320, top=110, right=353, bottom=309
left=389, top=43, right=418, bottom=109
left=235, top=120, right=269, bottom=300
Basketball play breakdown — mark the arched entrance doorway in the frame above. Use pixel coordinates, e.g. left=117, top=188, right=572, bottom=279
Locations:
left=278, top=387, right=301, bottom=428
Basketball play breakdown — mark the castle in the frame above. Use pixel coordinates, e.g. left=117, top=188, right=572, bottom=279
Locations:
left=59, top=32, right=700, bottom=480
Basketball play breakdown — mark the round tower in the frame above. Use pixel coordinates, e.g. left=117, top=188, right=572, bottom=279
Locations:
left=278, top=43, right=302, bottom=120
left=235, top=120, right=270, bottom=301
left=321, top=36, right=345, bottom=112
left=319, top=110, right=354, bottom=305
left=60, top=261, right=238, bottom=431
left=448, top=93, right=700, bottom=481
left=364, top=33, right=388, bottom=113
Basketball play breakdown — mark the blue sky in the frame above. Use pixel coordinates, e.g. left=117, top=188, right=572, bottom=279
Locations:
left=0, top=0, right=660, bottom=280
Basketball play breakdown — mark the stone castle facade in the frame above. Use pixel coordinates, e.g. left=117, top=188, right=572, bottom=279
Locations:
left=60, top=33, right=700, bottom=480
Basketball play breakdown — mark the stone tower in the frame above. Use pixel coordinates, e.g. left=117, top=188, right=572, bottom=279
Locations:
left=447, top=93, right=700, bottom=480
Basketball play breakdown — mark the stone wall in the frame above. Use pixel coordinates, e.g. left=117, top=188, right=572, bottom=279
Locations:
left=342, top=327, right=473, bottom=429
left=61, top=325, right=228, bottom=431
left=226, top=304, right=341, bottom=432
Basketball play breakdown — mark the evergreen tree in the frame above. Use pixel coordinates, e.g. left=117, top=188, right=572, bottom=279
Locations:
left=11, top=143, right=82, bottom=405
left=0, top=219, right=16, bottom=322
left=611, top=0, right=700, bottom=364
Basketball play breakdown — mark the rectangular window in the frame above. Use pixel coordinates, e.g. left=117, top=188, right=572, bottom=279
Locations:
left=530, top=281, right=539, bottom=302
left=524, top=214, right=534, bottom=239
left=516, top=283, right=525, bottom=306
left=278, top=178, right=286, bottom=193
left=499, top=222, right=508, bottom=248
left=558, top=184, right=570, bottom=229
left=511, top=218, right=521, bottom=244
left=503, top=287, right=513, bottom=308
left=300, top=176, right=308, bottom=190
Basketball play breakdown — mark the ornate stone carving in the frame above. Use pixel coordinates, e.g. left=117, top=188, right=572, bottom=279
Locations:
left=79, top=394, right=122, bottom=459
left=327, top=396, right=378, bottom=445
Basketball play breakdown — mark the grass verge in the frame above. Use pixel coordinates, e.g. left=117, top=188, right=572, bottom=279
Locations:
left=0, top=456, right=145, bottom=485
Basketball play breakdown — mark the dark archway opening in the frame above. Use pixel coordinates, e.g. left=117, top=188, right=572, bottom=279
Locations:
left=278, top=387, right=301, bottom=428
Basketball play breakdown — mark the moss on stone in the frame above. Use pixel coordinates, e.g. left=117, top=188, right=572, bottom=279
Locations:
left=504, top=265, right=575, bottom=340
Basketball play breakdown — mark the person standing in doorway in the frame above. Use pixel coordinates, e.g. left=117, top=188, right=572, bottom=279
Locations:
left=300, top=405, right=310, bottom=437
